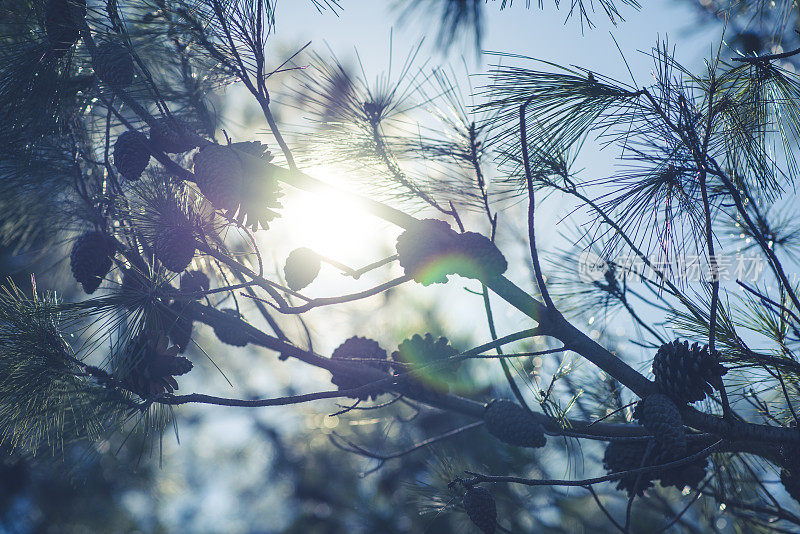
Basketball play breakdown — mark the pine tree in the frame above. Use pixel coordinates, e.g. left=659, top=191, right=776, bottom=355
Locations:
left=2, top=0, right=800, bottom=531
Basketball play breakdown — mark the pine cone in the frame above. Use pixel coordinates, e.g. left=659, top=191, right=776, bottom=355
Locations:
left=657, top=440, right=708, bottom=490
left=330, top=337, right=390, bottom=401
left=193, top=145, right=243, bottom=212
left=122, top=333, right=191, bottom=398
left=193, top=144, right=281, bottom=229
left=284, top=248, right=321, bottom=291
left=633, top=394, right=687, bottom=460
left=154, top=226, right=195, bottom=273
left=735, top=31, right=763, bottom=56
left=213, top=308, right=250, bottom=347
left=70, top=231, right=115, bottom=294
left=603, top=440, right=655, bottom=496
left=463, top=486, right=497, bottom=534
left=604, top=438, right=708, bottom=495
left=149, top=118, right=199, bottom=154
left=93, top=41, right=134, bottom=88
left=149, top=353, right=193, bottom=378
left=653, top=340, right=726, bottom=404
left=229, top=140, right=272, bottom=159
left=164, top=302, right=194, bottom=353
left=452, top=232, right=508, bottom=281
left=113, top=131, right=150, bottom=180
left=44, top=0, right=86, bottom=56
left=395, top=219, right=460, bottom=285
left=484, top=399, right=546, bottom=448
left=180, top=270, right=210, bottom=296
left=392, top=333, right=459, bottom=393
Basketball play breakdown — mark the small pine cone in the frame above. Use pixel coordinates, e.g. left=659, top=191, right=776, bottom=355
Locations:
left=44, top=0, right=86, bottom=56
left=452, top=232, right=508, bottom=281
left=735, top=31, right=763, bottom=56
left=330, top=337, right=390, bottom=401
left=149, top=118, right=199, bottom=154
left=113, top=131, right=150, bottom=180
left=172, top=355, right=193, bottom=375
left=180, top=270, right=210, bottom=296
left=193, top=145, right=244, bottom=212
left=363, top=101, right=382, bottom=122
left=396, top=219, right=460, bottom=285
left=603, top=440, right=655, bottom=497
left=484, top=399, right=546, bottom=448
left=284, top=248, right=321, bottom=291
left=123, top=334, right=188, bottom=397
left=213, top=308, right=250, bottom=347
left=392, top=333, right=459, bottom=393
left=93, top=42, right=134, bottom=88
left=165, top=302, right=194, bottom=353
left=653, top=340, right=727, bottom=404
left=154, top=226, right=195, bottom=273
left=149, top=353, right=193, bottom=378
left=168, top=316, right=193, bottom=353
left=70, top=231, right=115, bottom=294
left=633, top=394, right=687, bottom=460
left=463, top=486, right=497, bottom=534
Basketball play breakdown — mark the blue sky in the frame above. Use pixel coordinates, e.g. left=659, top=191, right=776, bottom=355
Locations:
left=274, top=1, right=718, bottom=85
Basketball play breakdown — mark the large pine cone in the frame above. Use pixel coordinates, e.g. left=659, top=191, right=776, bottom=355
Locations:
left=653, top=340, right=726, bottom=404
left=452, top=232, right=508, bottom=281
left=633, top=394, right=687, bottom=460
left=463, top=486, right=497, bottom=534
left=603, top=439, right=656, bottom=496
left=44, top=0, right=86, bottom=56
left=193, top=145, right=242, bottom=212
left=70, top=231, right=115, bottom=294
left=284, top=248, right=321, bottom=291
left=149, top=118, right=199, bottom=154
left=392, top=333, right=459, bottom=393
left=213, top=308, right=250, bottom=347
left=329, top=337, right=390, bottom=401
left=193, top=144, right=282, bottom=229
left=154, top=226, right=195, bottom=273
left=93, top=41, right=134, bottom=88
left=657, top=440, right=709, bottom=490
left=603, top=438, right=708, bottom=495
left=484, top=399, right=546, bottom=448
left=395, top=219, right=460, bottom=285
left=113, top=131, right=150, bottom=180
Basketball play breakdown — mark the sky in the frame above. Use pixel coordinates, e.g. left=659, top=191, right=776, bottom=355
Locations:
left=248, top=0, right=724, bottom=354
left=155, top=3, right=731, bottom=531
left=272, top=0, right=718, bottom=85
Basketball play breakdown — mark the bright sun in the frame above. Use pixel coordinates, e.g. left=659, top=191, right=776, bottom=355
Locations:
left=272, top=167, right=394, bottom=266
